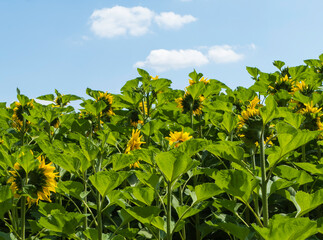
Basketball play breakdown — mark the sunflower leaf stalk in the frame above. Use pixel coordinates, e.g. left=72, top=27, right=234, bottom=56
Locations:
left=167, top=181, right=172, bottom=240
left=260, top=129, right=269, bottom=227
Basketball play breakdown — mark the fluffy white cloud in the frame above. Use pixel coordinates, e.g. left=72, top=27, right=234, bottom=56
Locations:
left=135, top=45, right=246, bottom=72
left=90, top=6, right=154, bottom=38
left=154, top=12, right=197, bottom=29
left=135, top=49, right=209, bottom=72
left=208, top=45, right=244, bottom=63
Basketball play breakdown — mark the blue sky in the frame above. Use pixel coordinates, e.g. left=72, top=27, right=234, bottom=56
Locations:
left=1, top=0, right=323, bottom=106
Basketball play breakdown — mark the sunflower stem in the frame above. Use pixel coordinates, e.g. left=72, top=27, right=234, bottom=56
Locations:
left=20, top=196, right=26, bottom=240
left=251, top=149, right=260, bottom=218
left=167, top=181, right=172, bottom=240
left=260, top=130, right=269, bottom=227
left=83, top=171, right=88, bottom=239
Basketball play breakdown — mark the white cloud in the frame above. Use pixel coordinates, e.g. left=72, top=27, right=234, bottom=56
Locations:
left=135, top=45, right=246, bottom=72
left=154, top=12, right=197, bottom=29
left=135, top=49, right=209, bottom=72
left=90, top=6, right=154, bottom=38
left=208, top=45, right=244, bottom=63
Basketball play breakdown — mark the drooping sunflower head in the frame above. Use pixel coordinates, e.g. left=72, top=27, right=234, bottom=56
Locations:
left=12, top=100, right=34, bottom=131
left=8, top=155, right=58, bottom=207
left=291, top=80, right=315, bottom=96
left=298, top=101, right=323, bottom=132
left=96, top=92, right=114, bottom=117
left=53, top=95, right=68, bottom=107
left=165, top=130, right=192, bottom=148
left=129, top=110, right=144, bottom=127
left=268, top=75, right=294, bottom=94
left=189, top=77, right=210, bottom=86
left=237, top=96, right=265, bottom=145
left=175, top=92, right=205, bottom=115
left=125, top=129, right=145, bottom=154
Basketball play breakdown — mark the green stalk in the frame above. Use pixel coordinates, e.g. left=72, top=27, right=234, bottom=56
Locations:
left=179, top=185, right=186, bottom=240
left=167, top=181, right=172, bottom=240
left=302, top=145, right=308, bottom=195
left=260, top=130, right=269, bottom=227
left=20, top=196, right=26, bottom=240
left=96, top=114, right=103, bottom=240
left=83, top=171, right=88, bottom=239
left=251, top=149, right=260, bottom=218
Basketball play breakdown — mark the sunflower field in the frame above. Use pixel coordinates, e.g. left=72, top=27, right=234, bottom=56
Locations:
left=1, top=54, right=323, bottom=240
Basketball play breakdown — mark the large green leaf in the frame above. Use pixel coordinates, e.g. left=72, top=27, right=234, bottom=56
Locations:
left=268, top=122, right=319, bottom=168
left=0, top=186, right=13, bottom=220
left=79, top=136, right=99, bottom=162
left=123, top=187, right=155, bottom=206
left=38, top=210, right=85, bottom=236
left=57, top=181, right=84, bottom=201
left=252, top=214, right=317, bottom=240
left=273, top=165, right=313, bottom=186
left=193, top=183, right=223, bottom=203
left=293, top=162, right=323, bottom=175
left=211, top=169, right=259, bottom=203
left=260, top=94, right=278, bottom=125
left=123, top=206, right=161, bottom=226
left=293, top=189, right=323, bottom=217
left=206, top=142, right=245, bottom=167
left=155, top=150, right=195, bottom=183
left=186, top=82, right=205, bottom=100
left=177, top=138, right=211, bottom=157
left=175, top=201, right=209, bottom=220
left=89, top=170, right=129, bottom=197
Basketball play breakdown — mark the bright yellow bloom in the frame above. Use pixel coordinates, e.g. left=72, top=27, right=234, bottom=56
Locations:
left=299, top=101, right=322, bottom=115
left=151, top=75, right=159, bottom=80
left=292, top=81, right=307, bottom=93
left=165, top=130, right=192, bottom=147
left=125, top=129, right=145, bottom=168
left=125, top=129, right=145, bottom=154
left=237, top=96, right=261, bottom=129
left=8, top=155, right=58, bottom=207
left=130, top=119, right=144, bottom=127
left=97, top=91, right=114, bottom=116
left=189, top=77, right=210, bottom=86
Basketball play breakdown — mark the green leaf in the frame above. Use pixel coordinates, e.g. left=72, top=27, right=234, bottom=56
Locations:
left=38, top=210, right=85, bottom=236
left=246, top=66, right=260, bottom=79
left=260, top=94, right=278, bottom=125
left=140, top=120, right=164, bottom=137
left=252, top=214, right=317, bottom=240
left=273, top=60, right=285, bottom=70
left=135, top=171, right=161, bottom=190
left=186, top=82, right=205, bottom=100
left=293, top=189, right=323, bottom=217
left=112, top=154, right=135, bottom=171
left=47, top=153, right=80, bottom=173
left=89, top=170, right=129, bottom=197
left=37, top=94, right=55, bottom=101
left=293, top=162, right=323, bottom=175
left=221, top=112, right=238, bottom=133
left=193, top=183, right=222, bottom=203
left=155, top=150, right=195, bottom=183
left=0, top=186, right=13, bottom=220
left=268, top=122, right=320, bottom=168
left=79, top=136, right=99, bottom=161
left=211, top=169, right=259, bottom=203
left=177, top=139, right=211, bottom=157
left=176, top=201, right=209, bottom=220
left=57, top=181, right=84, bottom=201
left=206, top=142, right=245, bottom=167
left=82, top=100, right=106, bottom=116
left=273, top=165, right=313, bottom=186
left=123, top=206, right=161, bottom=226
left=124, top=187, right=155, bottom=206
left=288, top=65, right=307, bottom=78
left=137, top=68, right=150, bottom=79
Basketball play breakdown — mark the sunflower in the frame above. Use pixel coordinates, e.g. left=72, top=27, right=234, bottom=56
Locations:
left=237, top=96, right=261, bottom=130
left=165, top=130, right=192, bottom=148
left=129, top=110, right=144, bottom=127
left=96, top=91, right=114, bottom=117
left=299, top=101, right=322, bottom=115
left=291, top=80, right=315, bottom=96
left=268, top=75, right=295, bottom=94
left=53, top=95, right=68, bottom=107
left=151, top=75, right=159, bottom=80
left=12, top=100, right=34, bottom=131
left=189, top=77, right=210, bottom=86
left=125, top=129, right=145, bottom=168
left=175, top=92, right=205, bottom=115
left=8, top=155, right=58, bottom=207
